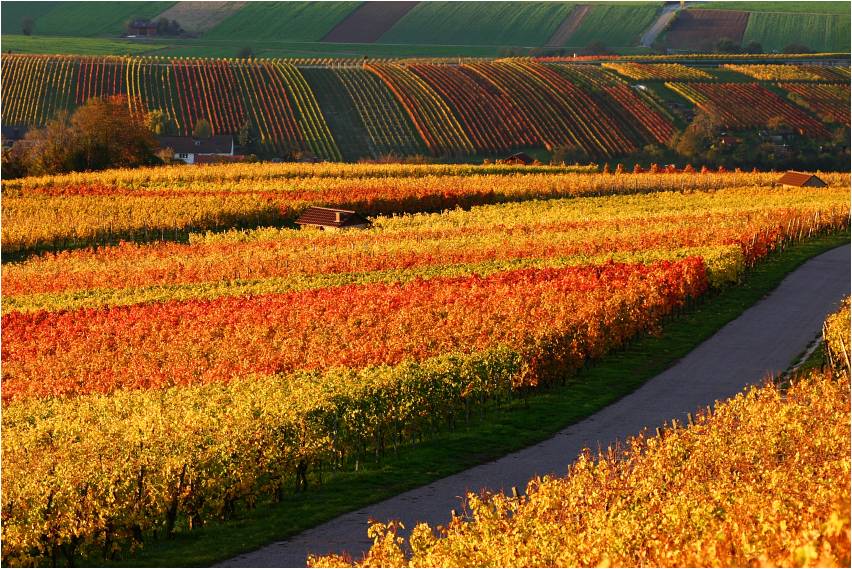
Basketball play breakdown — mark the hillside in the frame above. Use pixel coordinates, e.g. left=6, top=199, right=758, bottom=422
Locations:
left=665, top=4, right=851, bottom=52
left=2, top=1, right=849, bottom=58
left=2, top=53, right=849, bottom=165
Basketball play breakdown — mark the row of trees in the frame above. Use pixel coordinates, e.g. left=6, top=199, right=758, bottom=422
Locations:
left=2, top=96, right=160, bottom=178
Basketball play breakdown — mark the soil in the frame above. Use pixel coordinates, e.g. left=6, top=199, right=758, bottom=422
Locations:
left=322, top=2, right=419, bottom=44
left=545, top=4, right=590, bottom=48
left=664, top=9, right=749, bottom=51
left=152, top=1, right=248, bottom=34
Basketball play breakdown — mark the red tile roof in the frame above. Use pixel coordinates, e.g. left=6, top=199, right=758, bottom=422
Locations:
left=776, top=171, right=827, bottom=187
left=295, top=207, right=371, bottom=229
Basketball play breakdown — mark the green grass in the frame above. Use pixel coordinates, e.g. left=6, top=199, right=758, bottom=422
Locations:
left=696, top=2, right=850, bottom=15
left=107, top=232, right=850, bottom=567
left=379, top=1, right=577, bottom=47
left=743, top=11, right=851, bottom=52
left=563, top=4, right=662, bottom=48
left=0, top=1, right=59, bottom=35
left=203, top=1, right=359, bottom=42
left=2, top=34, right=167, bottom=55
left=4, top=1, right=174, bottom=37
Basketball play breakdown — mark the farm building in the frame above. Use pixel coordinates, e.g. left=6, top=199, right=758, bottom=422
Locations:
left=776, top=172, right=827, bottom=188
left=295, top=207, right=371, bottom=230
left=500, top=152, right=535, bottom=165
left=128, top=19, right=158, bottom=36
left=158, top=135, right=234, bottom=164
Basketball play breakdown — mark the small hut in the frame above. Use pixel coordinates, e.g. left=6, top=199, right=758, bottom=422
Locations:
left=501, top=152, right=534, bottom=165
left=295, top=207, right=371, bottom=230
left=776, top=171, right=827, bottom=188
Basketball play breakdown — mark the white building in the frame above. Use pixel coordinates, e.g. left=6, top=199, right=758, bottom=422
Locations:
left=158, top=135, right=234, bottom=164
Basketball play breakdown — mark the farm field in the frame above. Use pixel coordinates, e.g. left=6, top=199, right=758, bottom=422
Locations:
left=1, top=3, right=851, bottom=567
left=743, top=11, right=851, bottom=53
left=663, top=9, right=749, bottom=51
left=3, top=1, right=849, bottom=58
left=1, top=1, right=174, bottom=37
left=559, top=3, right=661, bottom=48
left=6, top=53, right=849, bottom=165
left=1, top=163, right=850, bottom=565
left=696, top=1, right=849, bottom=13
left=203, top=1, right=358, bottom=42
left=378, top=2, right=578, bottom=47
left=1, top=54, right=687, bottom=160
left=312, top=310, right=851, bottom=567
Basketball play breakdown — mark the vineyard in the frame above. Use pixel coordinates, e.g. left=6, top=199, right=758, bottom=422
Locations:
left=311, top=350, right=851, bottom=567
left=666, top=81, right=832, bottom=136
left=1, top=162, right=849, bottom=565
left=3, top=53, right=848, bottom=162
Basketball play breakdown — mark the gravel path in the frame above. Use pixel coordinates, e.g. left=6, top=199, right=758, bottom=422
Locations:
left=640, top=2, right=681, bottom=47
left=219, top=244, right=850, bottom=568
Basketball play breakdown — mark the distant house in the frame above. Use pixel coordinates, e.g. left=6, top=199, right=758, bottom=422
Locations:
left=718, top=135, right=740, bottom=146
left=776, top=171, right=827, bottom=188
left=158, top=135, right=234, bottom=164
left=128, top=19, right=158, bottom=36
left=1, top=125, right=28, bottom=149
left=501, top=152, right=534, bottom=165
left=295, top=207, right=371, bottom=230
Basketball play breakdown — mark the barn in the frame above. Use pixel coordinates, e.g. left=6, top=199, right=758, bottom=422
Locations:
left=295, top=207, right=371, bottom=230
left=500, top=152, right=535, bottom=165
left=776, top=171, right=827, bottom=188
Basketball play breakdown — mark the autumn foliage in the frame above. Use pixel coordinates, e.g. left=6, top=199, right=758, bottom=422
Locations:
left=1, top=164, right=848, bottom=565
left=311, top=359, right=851, bottom=567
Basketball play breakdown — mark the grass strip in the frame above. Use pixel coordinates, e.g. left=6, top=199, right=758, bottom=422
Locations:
left=115, top=232, right=850, bottom=567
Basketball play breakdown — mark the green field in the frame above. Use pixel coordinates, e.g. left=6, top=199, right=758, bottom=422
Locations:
left=2, top=34, right=166, bottom=55
left=203, top=1, right=358, bottom=42
left=563, top=4, right=661, bottom=48
left=744, top=12, right=851, bottom=52
left=379, top=1, right=576, bottom=47
left=696, top=2, right=850, bottom=14
left=1, top=1, right=173, bottom=37
left=1, top=1, right=59, bottom=35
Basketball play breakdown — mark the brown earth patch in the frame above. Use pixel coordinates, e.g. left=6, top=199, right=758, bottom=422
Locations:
left=153, top=1, right=247, bottom=33
left=322, top=1, right=418, bottom=43
left=664, top=9, right=749, bottom=51
left=545, top=4, right=590, bottom=48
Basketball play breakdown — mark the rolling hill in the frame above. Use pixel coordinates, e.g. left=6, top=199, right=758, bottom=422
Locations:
left=3, top=1, right=849, bottom=58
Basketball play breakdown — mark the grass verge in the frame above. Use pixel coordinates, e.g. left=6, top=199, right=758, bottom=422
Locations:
left=116, top=232, right=850, bottom=567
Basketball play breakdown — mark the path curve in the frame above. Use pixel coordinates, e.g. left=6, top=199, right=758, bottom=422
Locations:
left=220, top=244, right=850, bottom=568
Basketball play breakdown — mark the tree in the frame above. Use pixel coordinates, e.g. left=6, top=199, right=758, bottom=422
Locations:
left=783, top=43, right=811, bottom=54
left=193, top=119, right=213, bottom=139
left=21, top=16, right=34, bottom=36
left=237, top=46, right=254, bottom=59
left=156, top=17, right=171, bottom=35
left=743, top=41, right=762, bottom=54
left=146, top=109, right=168, bottom=135
left=12, top=96, right=158, bottom=176
left=70, top=96, right=159, bottom=171
left=550, top=144, right=588, bottom=165
left=714, top=37, right=740, bottom=53
left=582, top=41, right=611, bottom=55
left=17, top=111, right=78, bottom=175
left=237, top=120, right=252, bottom=148
left=670, top=110, right=721, bottom=160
